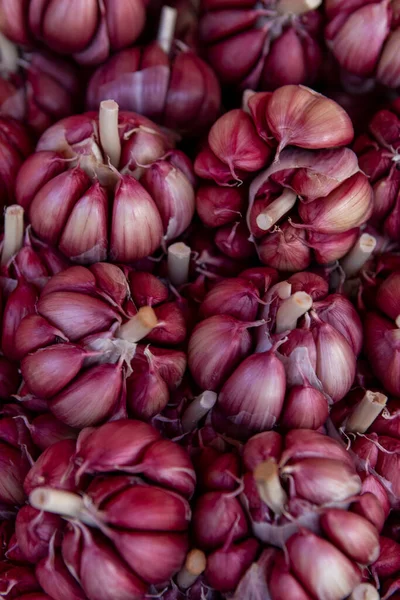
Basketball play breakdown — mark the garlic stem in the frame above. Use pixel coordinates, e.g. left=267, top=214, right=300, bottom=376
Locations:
left=346, top=390, right=387, bottom=434
left=275, top=291, right=312, bottom=333
left=348, top=583, right=380, bottom=600
left=157, top=6, right=177, bottom=55
left=99, top=100, right=121, bottom=168
left=176, top=549, right=207, bottom=590
left=340, top=233, right=376, bottom=277
left=242, top=89, right=256, bottom=114
left=0, top=32, right=19, bottom=73
left=256, top=189, right=297, bottom=231
left=168, top=242, right=191, bottom=286
left=29, top=487, right=97, bottom=526
left=116, top=306, right=158, bottom=343
left=181, top=391, right=217, bottom=434
left=276, top=0, right=322, bottom=15
left=277, top=281, right=292, bottom=300
left=1, top=205, right=24, bottom=266
left=253, top=460, right=287, bottom=515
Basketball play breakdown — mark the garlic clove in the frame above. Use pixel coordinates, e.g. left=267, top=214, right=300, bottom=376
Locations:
left=20, top=344, right=87, bottom=400
left=49, top=363, right=124, bottom=428
left=266, top=85, right=354, bottom=153
left=208, top=109, right=271, bottom=177
left=29, top=168, right=91, bottom=245
left=112, top=530, right=189, bottom=584
left=320, top=509, right=380, bottom=565
left=287, top=531, right=362, bottom=600
left=110, top=175, right=163, bottom=262
left=59, top=182, right=108, bottom=264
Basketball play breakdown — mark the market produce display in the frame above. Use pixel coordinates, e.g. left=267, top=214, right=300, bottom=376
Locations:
left=0, top=1, right=399, bottom=599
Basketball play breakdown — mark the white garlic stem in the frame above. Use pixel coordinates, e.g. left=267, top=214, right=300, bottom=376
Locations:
left=99, top=100, right=121, bottom=168
left=157, top=6, right=177, bottom=54
left=340, top=233, right=376, bottom=277
left=116, top=306, right=158, bottom=342
left=181, top=391, right=217, bottom=433
left=275, top=291, right=312, bottom=333
left=346, top=390, right=387, bottom=434
left=168, top=242, right=191, bottom=286
left=1, top=205, right=24, bottom=266
left=256, top=189, right=297, bottom=231
left=30, top=487, right=97, bottom=526
left=176, top=549, right=207, bottom=589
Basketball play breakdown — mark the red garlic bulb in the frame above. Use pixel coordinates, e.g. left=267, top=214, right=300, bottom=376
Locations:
left=325, top=0, right=400, bottom=89
left=354, top=100, right=400, bottom=246
left=192, top=430, right=382, bottom=598
left=195, top=86, right=373, bottom=271
left=188, top=271, right=362, bottom=440
left=0, top=206, right=70, bottom=362
left=15, top=263, right=187, bottom=428
left=15, top=100, right=196, bottom=264
left=0, top=205, right=70, bottom=291
left=87, top=6, right=221, bottom=136
left=0, top=0, right=147, bottom=66
left=199, top=0, right=323, bottom=92
left=364, top=269, right=400, bottom=397
left=331, top=389, right=400, bottom=508
left=0, top=34, right=81, bottom=135
left=0, top=116, right=32, bottom=212
left=24, top=419, right=195, bottom=600
left=0, top=408, right=32, bottom=516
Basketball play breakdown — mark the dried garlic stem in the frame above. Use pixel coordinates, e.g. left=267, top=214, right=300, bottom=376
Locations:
left=256, top=189, right=297, bottom=231
left=275, top=291, right=312, bottom=333
left=157, top=6, right=177, bottom=54
left=340, top=233, right=376, bottom=277
left=99, top=99, right=121, bottom=168
left=253, top=459, right=287, bottom=515
left=0, top=32, right=19, bottom=73
left=1, top=205, right=24, bottom=266
left=168, top=242, right=191, bottom=286
left=116, top=306, right=158, bottom=342
left=346, top=390, right=387, bottom=434
left=181, top=391, right=217, bottom=433
left=30, top=487, right=97, bottom=526
left=177, top=549, right=207, bottom=589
